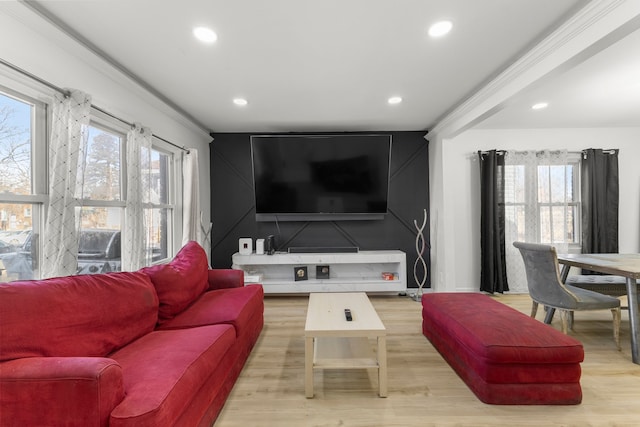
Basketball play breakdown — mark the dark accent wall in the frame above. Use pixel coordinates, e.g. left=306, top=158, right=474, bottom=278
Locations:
left=209, top=131, right=430, bottom=289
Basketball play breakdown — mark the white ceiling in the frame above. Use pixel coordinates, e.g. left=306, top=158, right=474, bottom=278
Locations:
left=23, top=0, right=640, bottom=133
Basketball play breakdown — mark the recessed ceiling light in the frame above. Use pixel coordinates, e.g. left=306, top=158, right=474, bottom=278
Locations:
left=428, top=20, right=453, bottom=38
left=233, top=98, right=248, bottom=106
left=193, top=26, right=217, bottom=43
left=531, top=102, right=548, bottom=110
left=388, top=96, right=403, bottom=105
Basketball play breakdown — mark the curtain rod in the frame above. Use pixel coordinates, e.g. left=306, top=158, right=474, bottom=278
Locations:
left=581, top=149, right=618, bottom=154
left=477, top=150, right=506, bottom=156
left=477, top=149, right=587, bottom=156
left=0, top=57, right=189, bottom=153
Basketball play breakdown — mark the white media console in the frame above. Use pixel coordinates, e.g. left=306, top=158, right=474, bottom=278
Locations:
left=232, top=250, right=407, bottom=294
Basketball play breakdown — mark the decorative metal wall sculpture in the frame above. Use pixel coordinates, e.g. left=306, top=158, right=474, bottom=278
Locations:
left=413, top=208, right=428, bottom=301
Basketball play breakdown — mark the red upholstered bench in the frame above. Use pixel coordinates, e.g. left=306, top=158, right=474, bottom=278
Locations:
left=421, top=293, right=584, bottom=405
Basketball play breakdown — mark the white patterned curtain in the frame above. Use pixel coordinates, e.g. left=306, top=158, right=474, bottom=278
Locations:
left=504, top=150, right=569, bottom=293
left=122, top=124, right=152, bottom=271
left=41, top=90, right=92, bottom=278
left=182, top=148, right=201, bottom=244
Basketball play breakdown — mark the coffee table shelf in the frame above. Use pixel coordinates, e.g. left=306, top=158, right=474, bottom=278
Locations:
left=313, top=337, right=379, bottom=369
left=305, top=292, right=387, bottom=398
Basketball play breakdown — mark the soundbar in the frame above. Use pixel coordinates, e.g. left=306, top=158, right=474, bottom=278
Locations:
left=288, top=246, right=359, bottom=254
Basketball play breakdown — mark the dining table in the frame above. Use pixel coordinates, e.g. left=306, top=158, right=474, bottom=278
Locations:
left=556, top=253, right=640, bottom=364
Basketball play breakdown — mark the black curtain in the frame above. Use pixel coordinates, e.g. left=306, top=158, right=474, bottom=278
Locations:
left=478, top=150, right=509, bottom=293
left=581, top=149, right=619, bottom=261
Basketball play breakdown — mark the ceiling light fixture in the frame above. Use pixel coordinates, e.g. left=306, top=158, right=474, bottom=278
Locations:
left=388, top=96, right=403, bottom=105
left=233, top=98, right=248, bottom=106
left=193, top=26, right=217, bottom=43
left=428, top=20, right=453, bottom=38
left=531, top=102, right=548, bottom=110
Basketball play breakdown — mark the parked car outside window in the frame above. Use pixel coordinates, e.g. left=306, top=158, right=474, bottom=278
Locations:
left=0, top=229, right=123, bottom=281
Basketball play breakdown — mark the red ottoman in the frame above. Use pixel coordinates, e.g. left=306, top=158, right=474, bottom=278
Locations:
left=421, top=293, right=584, bottom=405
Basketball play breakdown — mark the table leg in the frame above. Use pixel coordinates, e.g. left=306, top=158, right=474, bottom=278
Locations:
left=626, top=278, right=640, bottom=364
left=305, top=336, right=314, bottom=398
left=377, top=336, right=387, bottom=397
left=560, top=264, right=570, bottom=282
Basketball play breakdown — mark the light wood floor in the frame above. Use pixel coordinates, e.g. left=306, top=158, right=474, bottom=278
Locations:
left=215, top=293, right=640, bottom=427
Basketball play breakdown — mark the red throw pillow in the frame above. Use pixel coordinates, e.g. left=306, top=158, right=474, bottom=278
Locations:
left=142, top=241, right=209, bottom=322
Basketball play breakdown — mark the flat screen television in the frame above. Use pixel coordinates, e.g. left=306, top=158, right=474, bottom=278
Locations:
left=251, top=134, right=392, bottom=221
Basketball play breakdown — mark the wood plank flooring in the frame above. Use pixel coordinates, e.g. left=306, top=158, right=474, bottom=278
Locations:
left=215, top=293, right=640, bottom=426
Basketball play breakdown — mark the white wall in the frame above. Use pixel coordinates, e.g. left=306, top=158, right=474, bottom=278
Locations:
left=432, top=127, right=640, bottom=292
left=0, top=4, right=212, bottom=250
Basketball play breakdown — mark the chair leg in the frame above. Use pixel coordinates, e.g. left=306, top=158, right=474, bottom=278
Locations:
left=543, top=307, right=555, bottom=324
left=530, top=301, right=539, bottom=318
left=559, top=310, right=570, bottom=334
left=612, top=307, right=621, bottom=351
left=568, top=311, right=574, bottom=331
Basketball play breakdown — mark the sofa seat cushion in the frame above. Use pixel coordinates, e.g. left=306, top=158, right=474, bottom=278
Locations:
left=109, top=324, right=235, bottom=427
left=158, top=285, right=264, bottom=338
left=142, top=241, right=209, bottom=323
left=0, top=272, right=158, bottom=361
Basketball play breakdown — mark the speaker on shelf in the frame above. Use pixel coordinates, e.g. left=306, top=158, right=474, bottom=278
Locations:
left=288, top=246, right=359, bottom=254
left=256, top=239, right=265, bottom=255
left=265, top=235, right=276, bottom=255
left=239, top=238, right=252, bottom=255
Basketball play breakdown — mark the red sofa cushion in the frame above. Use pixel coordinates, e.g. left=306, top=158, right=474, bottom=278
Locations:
left=157, top=285, right=264, bottom=337
left=0, top=271, right=158, bottom=361
left=108, top=324, right=235, bottom=427
left=141, top=241, right=209, bottom=323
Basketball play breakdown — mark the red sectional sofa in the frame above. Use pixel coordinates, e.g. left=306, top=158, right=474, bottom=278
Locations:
left=0, top=241, right=263, bottom=427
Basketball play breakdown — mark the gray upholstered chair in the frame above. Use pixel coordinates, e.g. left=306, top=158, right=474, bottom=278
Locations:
left=513, top=241, right=621, bottom=350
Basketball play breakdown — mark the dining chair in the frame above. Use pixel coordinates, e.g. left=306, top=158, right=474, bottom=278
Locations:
left=513, top=241, right=621, bottom=350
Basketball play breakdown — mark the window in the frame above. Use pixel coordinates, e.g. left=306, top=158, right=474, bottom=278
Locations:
left=504, top=151, right=581, bottom=247
left=75, top=121, right=125, bottom=274
left=504, top=150, right=581, bottom=294
left=77, top=122, right=177, bottom=270
left=0, top=76, right=182, bottom=281
left=143, top=147, right=173, bottom=263
left=0, top=88, right=46, bottom=282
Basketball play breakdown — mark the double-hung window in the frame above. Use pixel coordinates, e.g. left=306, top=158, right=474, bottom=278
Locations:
left=0, top=88, right=46, bottom=282
left=504, top=150, right=581, bottom=293
left=76, top=117, right=177, bottom=271
left=504, top=150, right=581, bottom=247
left=142, top=146, right=173, bottom=263
left=76, top=119, right=125, bottom=274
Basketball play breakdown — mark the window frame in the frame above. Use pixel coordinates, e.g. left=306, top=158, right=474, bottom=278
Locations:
left=0, top=86, right=48, bottom=280
left=504, top=152, right=582, bottom=250
left=147, top=140, right=182, bottom=263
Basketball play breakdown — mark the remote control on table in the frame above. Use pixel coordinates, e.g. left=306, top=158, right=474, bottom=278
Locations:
left=345, top=309, right=352, bottom=321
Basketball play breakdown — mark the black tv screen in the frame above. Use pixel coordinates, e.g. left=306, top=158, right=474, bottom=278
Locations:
left=251, top=134, right=392, bottom=221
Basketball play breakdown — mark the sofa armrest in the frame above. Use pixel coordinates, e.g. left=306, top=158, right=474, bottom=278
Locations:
left=0, top=357, right=124, bottom=427
left=207, top=269, right=245, bottom=290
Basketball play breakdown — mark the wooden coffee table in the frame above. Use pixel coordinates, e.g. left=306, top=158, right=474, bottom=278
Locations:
left=304, top=292, right=387, bottom=398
